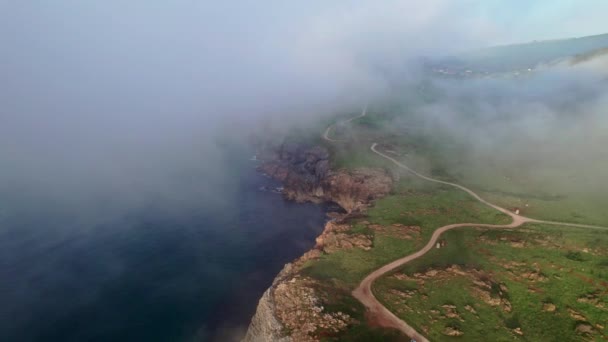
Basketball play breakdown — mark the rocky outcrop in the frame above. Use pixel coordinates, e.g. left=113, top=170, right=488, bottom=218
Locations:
left=244, top=287, right=292, bottom=342
left=258, top=143, right=392, bottom=212
left=315, top=221, right=372, bottom=253
left=244, top=143, right=393, bottom=342
left=244, top=263, right=296, bottom=342
left=243, top=220, right=373, bottom=342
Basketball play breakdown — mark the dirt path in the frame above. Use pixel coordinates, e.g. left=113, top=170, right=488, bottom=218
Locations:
left=351, top=143, right=608, bottom=341
left=322, top=105, right=367, bottom=142
left=351, top=144, right=534, bottom=341
left=320, top=110, right=608, bottom=340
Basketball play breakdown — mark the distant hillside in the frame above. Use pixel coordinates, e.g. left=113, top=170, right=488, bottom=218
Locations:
left=439, top=33, right=608, bottom=72
left=570, top=46, right=608, bottom=65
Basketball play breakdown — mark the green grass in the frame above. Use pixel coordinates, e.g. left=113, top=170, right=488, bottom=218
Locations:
left=301, top=178, right=510, bottom=287
left=367, top=179, right=511, bottom=243
left=332, top=97, right=608, bottom=228
left=299, top=172, right=510, bottom=340
left=291, top=96, right=608, bottom=340
left=375, top=223, right=608, bottom=341
left=323, top=130, right=395, bottom=171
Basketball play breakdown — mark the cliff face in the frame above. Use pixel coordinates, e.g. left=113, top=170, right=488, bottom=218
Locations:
left=243, top=266, right=295, bottom=342
left=243, top=144, right=393, bottom=342
left=258, top=143, right=392, bottom=212
left=243, top=222, right=372, bottom=342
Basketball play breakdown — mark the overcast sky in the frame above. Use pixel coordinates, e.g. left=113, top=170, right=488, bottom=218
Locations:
left=460, top=0, right=608, bottom=44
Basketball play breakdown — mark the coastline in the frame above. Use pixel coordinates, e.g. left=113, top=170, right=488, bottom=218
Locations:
left=242, top=143, right=393, bottom=341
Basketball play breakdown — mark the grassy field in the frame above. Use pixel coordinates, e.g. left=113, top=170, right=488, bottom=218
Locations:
left=289, top=87, right=608, bottom=340
left=297, top=175, right=511, bottom=340
left=302, top=176, right=510, bottom=287
left=374, top=223, right=608, bottom=341
left=329, top=103, right=608, bottom=227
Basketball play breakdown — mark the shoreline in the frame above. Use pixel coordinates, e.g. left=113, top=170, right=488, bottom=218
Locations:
left=242, top=143, right=393, bottom=341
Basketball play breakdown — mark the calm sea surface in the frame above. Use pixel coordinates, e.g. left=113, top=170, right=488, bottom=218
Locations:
left=0, top=153, right=328, bottom=341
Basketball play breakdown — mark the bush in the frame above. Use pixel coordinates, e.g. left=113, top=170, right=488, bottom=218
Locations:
left=565, top=251, right=586, bottom=262
left=504, top=314, right=521, bottom=329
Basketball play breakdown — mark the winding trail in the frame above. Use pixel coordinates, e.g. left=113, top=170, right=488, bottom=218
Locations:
left=323, top=108, right=608, bottom=341
left=323, top=105, right=367, bottom=142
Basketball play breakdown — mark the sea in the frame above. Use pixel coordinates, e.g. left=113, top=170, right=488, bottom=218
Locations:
left=0, top=148, right=330, bottom=341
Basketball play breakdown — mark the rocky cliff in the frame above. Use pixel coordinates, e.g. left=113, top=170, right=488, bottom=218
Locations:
left=244, top=221, right=376, bottom=342
left=258, top=143, right=392, bottom=212
left=243, top=144, right=393, bottom=342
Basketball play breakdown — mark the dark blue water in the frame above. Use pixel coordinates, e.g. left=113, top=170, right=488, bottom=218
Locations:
left=0, top=154, right=328, bottom=341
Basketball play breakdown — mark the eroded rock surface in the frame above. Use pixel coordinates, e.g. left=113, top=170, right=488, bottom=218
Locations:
left=244, top=144, right=393, bottom=342
left=259, top=144, right=392, bottom=212
left=243, top=220, right=370, bottom=342
left=315, top=221, right=372, bottom=253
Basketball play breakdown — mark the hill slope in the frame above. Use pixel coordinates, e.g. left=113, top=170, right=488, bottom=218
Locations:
left=444, top=33, right=608, bottom=71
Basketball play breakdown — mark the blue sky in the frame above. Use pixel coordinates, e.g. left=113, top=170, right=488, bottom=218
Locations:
left=475, top=0, right=608, bottom=44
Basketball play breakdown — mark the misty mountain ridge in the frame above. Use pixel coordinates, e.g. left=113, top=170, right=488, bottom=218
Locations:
left=433, top=32, right=608, bottom=73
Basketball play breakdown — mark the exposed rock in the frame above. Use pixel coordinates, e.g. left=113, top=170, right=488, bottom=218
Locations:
left=568, top=308, right=588, bottom=322
left=575, top=323, right=594, bottom=335
left=244, top=255, right=354, bottom=342
left=501, top=261, right=527, bottom=270
left=472, top=279, right=491, bottom=289
left=389, top=289, right=414, bottom=299
left=542, top=303, right=557, bottom=312
left=446, top=265, right=468, bottom=276
left=244, top=211, right=366, bottom=342
left=243, top=263, right=296, bottom=342
left=299, top=249, right=323, bottom=263
left=245, top=144, right=393, bottom=341
left=441, top=305, right=464, bottom=321
left=510, top=241, right=525, bottom=248
left=314, top=221, right=372, bottom=253
left=243, top=287, right=292, bottom=342
left=470, top=280, right=511, bottom=312
left=271, top=273, right=354, bottom=340
left=426, top=270, right=439, bottom=277
left=521, top=270, right=548, bottom=282
left=259, top=144, right=393, bottom=212
left=443, top=326, right=464, bottom=336
left=577, top=292, right=605, bottom=308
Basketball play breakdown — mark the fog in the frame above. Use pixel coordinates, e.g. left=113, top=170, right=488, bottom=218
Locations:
left=2, top=1, right=606, bottom=224
left=0, top=2, right=466, bottom=224
left=355, top=51, right=608, bottom=228
left=1, top=1, right=607, bottom=341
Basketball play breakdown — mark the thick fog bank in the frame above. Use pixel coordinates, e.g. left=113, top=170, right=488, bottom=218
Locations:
left=3, top=1, right=607, bottom=225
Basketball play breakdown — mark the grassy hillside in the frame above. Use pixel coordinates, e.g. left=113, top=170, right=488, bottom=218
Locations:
left=571, top=47, right=608, bottom=65
left=297, top=176, right=510, bottom=340
left=327, top=87, right=608, bottom=227
left=443, top=33, right=608, bottom=71
left=278, top=32, right=608, bottom=340
left=375, top=223, right=608, bottom=341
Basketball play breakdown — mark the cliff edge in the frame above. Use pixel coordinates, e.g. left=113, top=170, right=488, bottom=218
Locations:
left=243, top=144, right=393, bottom=341
left=258, top=143, right=392, bottom=212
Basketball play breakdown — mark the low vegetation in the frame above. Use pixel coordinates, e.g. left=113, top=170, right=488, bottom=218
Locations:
left=283, top=67, right=608, bottom=340
left=302, top=177, right=510, bottom=287
left=374, top=224, right=608, bottom=341
left=297, top=176, right=510, bottom=340
left=329, top=103, right=608, bottom=227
